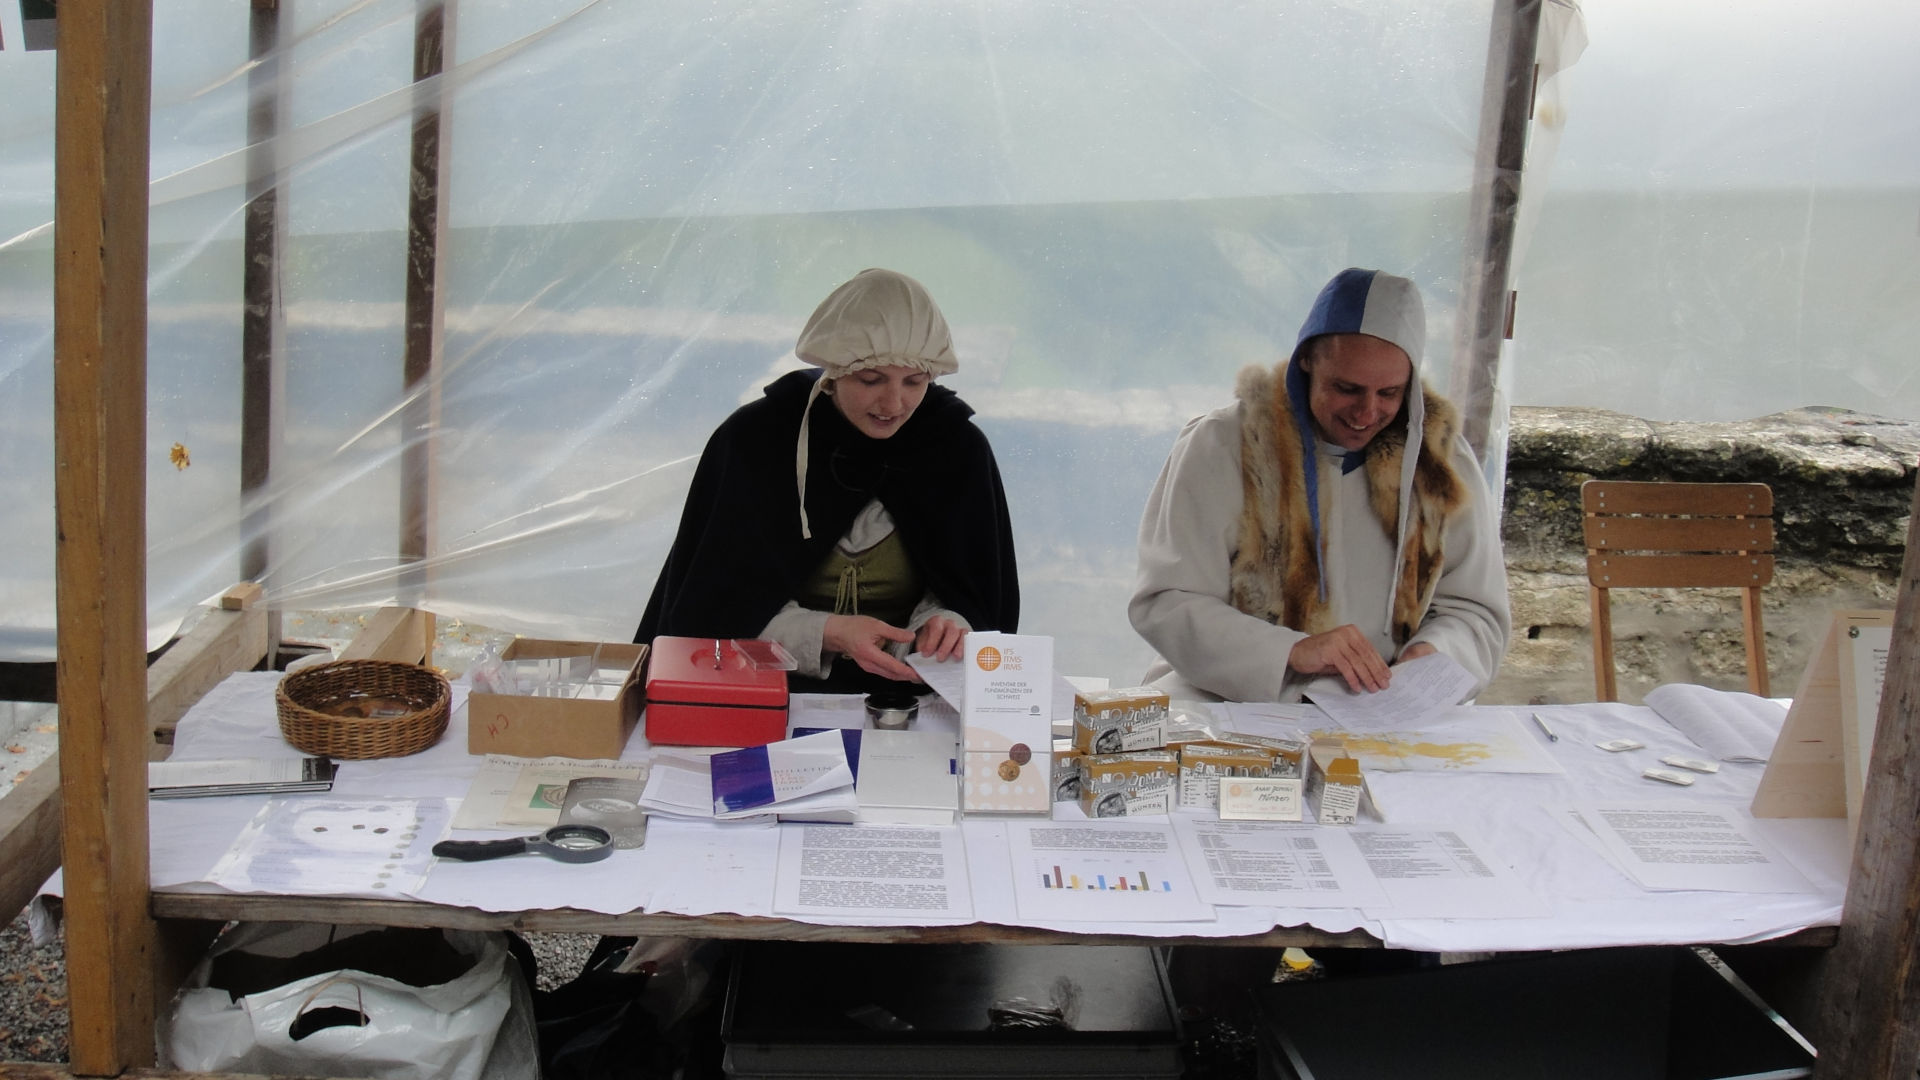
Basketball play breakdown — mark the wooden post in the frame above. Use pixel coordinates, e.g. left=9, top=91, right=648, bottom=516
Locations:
left=1451, top=0, right=1541, bottom=464
left=52, top=0, right=158, bottom=1072
left=1813, top=463, right=1920, bottom=1076
left=398, top=0, right=454, bottom=606
left=242, top=0, right=290, bottom=655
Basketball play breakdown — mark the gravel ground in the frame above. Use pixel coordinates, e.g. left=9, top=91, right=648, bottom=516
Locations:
left=0, top=912, right=68, bottom=1063
left=0, top=911, right=600, bottom=1066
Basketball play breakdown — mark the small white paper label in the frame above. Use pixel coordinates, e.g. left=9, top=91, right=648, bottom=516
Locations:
left=1595, top=739, right=1645, bottom=752
left=1642, top=767, right=1696, bottom=786
left=1660, top=755, right=1721, bottom=774
left=1219, top=777, right=1304, bottom=821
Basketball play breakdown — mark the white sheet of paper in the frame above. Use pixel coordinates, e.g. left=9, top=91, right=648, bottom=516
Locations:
left=773, top=824, right=973, bottom=919
left=908, top=652, right=967, bottom=709
left=639, top=754, right=717, bottom=818
left=1003, top=820, right=1214, bottom=923
left=1572, top=804, right=1818, bottom=893
left=1171, top=817, right=1388, bottom=908
left=786, top=692, right=871, bottom=731
left=760, top=729, right=855, bottom=801
left=1216, top=702, right=1323, bottom=743
left=207, top=796, right=449, bottom=898
left=1348, top=824, right=1550, bottom=920
left=1850, top=626, right=1892, bottom=781
left=448, top=755, right=525, bottom=829
left=1303, top=652, right=1479, bottom=734
left=626, top=817, right=781, bottom=917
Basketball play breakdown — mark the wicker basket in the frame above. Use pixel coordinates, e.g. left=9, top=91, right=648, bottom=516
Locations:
left=276, top=659, right=451, bottom=760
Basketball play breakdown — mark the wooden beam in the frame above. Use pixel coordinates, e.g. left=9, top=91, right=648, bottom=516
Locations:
left=52, top=0, right=158, bottom=1071
left=2, top=599, right=267, bottom=926
left=1813, top=464, right=1920, bottom=1075
left=239, top=0, right=286, bottom=590
left=0, top=767, right=63, bottom=928
left=147, top=605, right=271, bottom=747
left=335, top=606, right=436, bottom=665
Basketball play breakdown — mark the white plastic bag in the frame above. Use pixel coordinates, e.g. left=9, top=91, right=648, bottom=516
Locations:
left=161, top=922, right=537, bottom=1080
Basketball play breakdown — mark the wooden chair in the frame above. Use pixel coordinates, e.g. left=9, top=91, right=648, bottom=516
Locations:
left=1583, top=480, right=1774, bottom=701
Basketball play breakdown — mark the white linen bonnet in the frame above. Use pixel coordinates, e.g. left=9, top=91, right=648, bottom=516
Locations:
left=791, top=269, right=959, bottom=538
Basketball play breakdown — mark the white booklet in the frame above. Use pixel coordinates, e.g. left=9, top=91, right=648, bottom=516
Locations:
left=148, top=756, right=336, bottom=799
left=854, top=729, right=959, bottom=826
left=1643, top=683, right=1784, bottom=762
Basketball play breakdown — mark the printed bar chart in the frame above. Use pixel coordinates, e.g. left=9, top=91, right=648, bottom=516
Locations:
left=1041, top=864, right=1172, bottom=891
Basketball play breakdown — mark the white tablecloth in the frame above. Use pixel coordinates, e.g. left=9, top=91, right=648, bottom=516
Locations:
left=143, top=673, right=1846, bottom=952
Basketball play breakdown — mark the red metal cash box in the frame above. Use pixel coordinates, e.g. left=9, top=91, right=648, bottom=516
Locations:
left=644, top=636, right=790, bottom=747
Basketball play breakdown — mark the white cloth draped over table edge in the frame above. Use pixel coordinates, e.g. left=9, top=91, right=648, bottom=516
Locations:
left=104, top=672, right=1848, bottom=954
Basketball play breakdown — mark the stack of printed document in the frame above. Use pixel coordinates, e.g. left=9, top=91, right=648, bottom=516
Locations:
left=148, top=756, right=337, bottom=799
left=711, top=729, right=858, bottom=820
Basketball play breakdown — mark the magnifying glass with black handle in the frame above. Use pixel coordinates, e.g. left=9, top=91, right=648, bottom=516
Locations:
left=431, top=823, right=614, bottom=863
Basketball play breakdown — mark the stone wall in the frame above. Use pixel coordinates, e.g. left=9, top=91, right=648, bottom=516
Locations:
left=1483, top=407, right=1917, bottom=706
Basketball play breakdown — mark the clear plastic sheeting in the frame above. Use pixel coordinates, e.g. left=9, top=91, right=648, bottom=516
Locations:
left=1509, top=0, right=1920, bottom=423
left=3, top=1, right=1531, bottom=679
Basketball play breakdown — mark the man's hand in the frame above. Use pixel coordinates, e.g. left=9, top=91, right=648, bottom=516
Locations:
left=913, top=615, right=966, bottom=662
left=1288, top=624, right=1391, bottom=693
left=824, top=615, right=920, bottom=682
left=1396, top=641, right=1438, bottom=663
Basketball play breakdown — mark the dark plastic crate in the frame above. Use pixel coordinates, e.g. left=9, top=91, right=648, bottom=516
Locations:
left=721, top=942, right=1183, bottom=1079
left=1253, top=946, right=1814, bottom=1080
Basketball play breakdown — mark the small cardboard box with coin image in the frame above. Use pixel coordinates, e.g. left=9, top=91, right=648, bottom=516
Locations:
left=1051, top=739, right=1085, bottom=804
left=1219, top=730, right=1309, bottom=779
left=958, top=631, right=1053, bottom=814
left=1071, top=687, right=1171, bottom=754
left=1176, top=743, right=1280, bottom=812
left=1079, top=750, right=1178, bottom=818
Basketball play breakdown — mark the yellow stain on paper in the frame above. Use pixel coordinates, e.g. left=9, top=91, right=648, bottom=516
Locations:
left=1315, top=730, right=1497, bottom=769
left=169, top=442, right=191, bottom=470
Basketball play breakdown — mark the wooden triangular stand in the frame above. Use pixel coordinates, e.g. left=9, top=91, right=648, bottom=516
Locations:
left=1751, top=609, right=1895, bottom=827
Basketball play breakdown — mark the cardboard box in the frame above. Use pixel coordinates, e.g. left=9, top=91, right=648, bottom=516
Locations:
left=645, top=636, right=790, bottom=747
left=959, top=632, right=1054, bottom=814
left=1071, top=687, right=1171, bottom=754
left=1307, top=749, right=1368, bottom=825
left=467, top=639, right=646, bottom=759
left=1177, top=743, right=1279, bottom=811
left=1080, top=750, right=1177, bottom=818
left=1051, top=739, right=1085, bottom=804
left=1220, top=730, right=1309, bottom=779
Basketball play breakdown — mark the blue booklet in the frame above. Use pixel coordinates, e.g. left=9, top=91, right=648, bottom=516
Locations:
left=710, top=729, right=856, bottom=817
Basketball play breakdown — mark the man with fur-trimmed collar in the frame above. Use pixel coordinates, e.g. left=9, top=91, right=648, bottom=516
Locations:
left=1130, top=268, right=1510, bottom=703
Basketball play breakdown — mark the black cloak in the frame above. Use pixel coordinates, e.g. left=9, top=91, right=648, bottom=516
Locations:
left=635, top=370, right=1020, bottom=683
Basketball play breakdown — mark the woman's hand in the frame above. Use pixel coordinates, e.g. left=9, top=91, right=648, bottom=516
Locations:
left=824, top=614, right=920, bottom=682
left=913, top=615, right=966, bottom=662
left=1287, top=624, right=1391, bottom=693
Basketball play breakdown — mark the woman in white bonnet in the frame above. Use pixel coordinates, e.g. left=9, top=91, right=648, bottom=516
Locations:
left=635, top=269, right=1021, bottom=694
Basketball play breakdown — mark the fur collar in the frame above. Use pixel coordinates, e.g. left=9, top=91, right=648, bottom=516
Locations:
left=1228, top=361, right=1468, bottom=645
